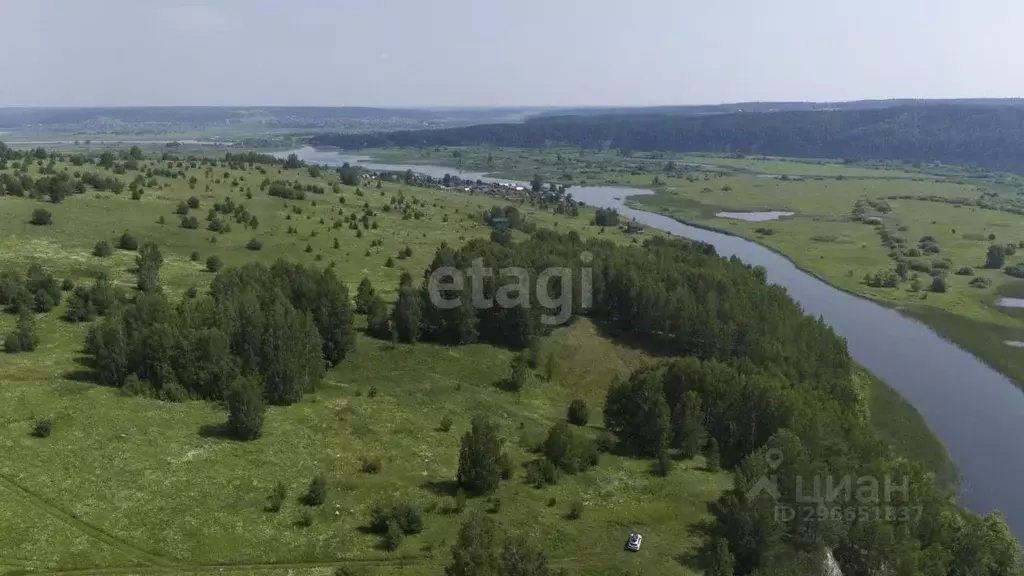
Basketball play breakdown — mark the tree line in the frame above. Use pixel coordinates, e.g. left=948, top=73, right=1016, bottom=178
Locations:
left=309, top=104, right=1024, bottom=174
left=368, top=230, right=849, bottom=393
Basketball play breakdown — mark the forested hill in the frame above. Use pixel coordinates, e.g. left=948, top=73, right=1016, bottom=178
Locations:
left=530, top=98, right=1024, bottom=118
left=309, top=104, right=1024, bottom=173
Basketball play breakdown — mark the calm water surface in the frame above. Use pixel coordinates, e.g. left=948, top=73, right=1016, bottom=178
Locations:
left=715, top=211, right=795, bottom=221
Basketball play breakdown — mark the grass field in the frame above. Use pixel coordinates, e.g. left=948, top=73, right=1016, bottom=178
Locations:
left=364, top=146, right=1024, bottom=391
left=0, top=149, right=952, bottom=575
left=0, top=154, right=734, bottom=576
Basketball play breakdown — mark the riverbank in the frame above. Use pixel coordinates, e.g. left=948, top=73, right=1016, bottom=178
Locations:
left=629, top=192, right=1024, bottom=392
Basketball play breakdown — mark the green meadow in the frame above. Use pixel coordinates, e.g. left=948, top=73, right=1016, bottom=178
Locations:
left=0, top=152, right=730, bottom=576
left=0, top=148, right=949, bottom=575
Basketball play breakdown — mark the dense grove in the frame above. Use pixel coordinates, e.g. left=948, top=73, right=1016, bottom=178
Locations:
left=84, top=260, right=354, bottom=405
left=382, top=230, right=849, bottom=393
left=310, top=104, right=1024, bottom=174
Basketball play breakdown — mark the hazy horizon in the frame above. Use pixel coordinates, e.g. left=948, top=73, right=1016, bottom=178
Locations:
left=3, top=0, right=1023, bottom=107
left=3, top=98, right=1024, bottom=111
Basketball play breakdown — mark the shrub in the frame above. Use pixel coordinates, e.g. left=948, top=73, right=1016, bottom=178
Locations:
left=384, top=257, right=395, bottom=268
left=187, top=196, right=201, bottom=209
left=176, top=201, right=190, bottom=215
left=955, top=266, right=974, bottom=276
left=189, top=251, right=201, bottom=262
left=568, top=500, right=584, bottom=520
left=369, top=504, right=391, bottom=533
left=30, top=209, right=52, bottom=225
left=457, top=414, right=506, bottom=495
left=61, top=278, right=74, bottom=292
left=596, top=430, right=616, bottom=453
left=297, top=509, right=314, bottom=528
left=383, top=522, right=403, bottom=551
left=117, top=232, right=138, bottom=251
left=391, top=503, right=423, bottom=535
left=547, top=497, right=557, bottom=507
left=160, top=381, right=190, bottom=403
left=931, top=275, right=948, bottom=293
left=246, top=238, right=263, bottom=251
left=93, top=240, right=113, bottom=257
left=361, top=458, right=382, bottom=474
left=226, top=376, right=265, bottom=441
left=206, top=255, right=223, bottom=272
left=267, top=482, right=287, bottom=512
left=32, top=418, right=52, bottom=438
left=302, top=474, right=328, bottom=506
left=498, top=354, right=530, bottom=392
left=705, top=438, right=721, bottom=472
left=542, top=422, right=598, bottom=474
left=651, top=450, right=674, bottom=476
left=439, top=415, right=454, bottom=432
left=122, top=375, right=153, bottom=397
left=525, top=458, right=559, bottom=488
left=4, top=311, right=39, bottom=353
left=498, top=452, right=512, bottom=480
left=370, top=502, right=423, bottom=537
left=987, top=245, right=1007, bottom=269
left=566, top=399, right=589, bottom=426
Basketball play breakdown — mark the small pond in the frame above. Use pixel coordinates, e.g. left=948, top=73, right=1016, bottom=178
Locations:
left=716, top=211, right=795, bottom=222
left=995, top=298, right=1024, bottom=308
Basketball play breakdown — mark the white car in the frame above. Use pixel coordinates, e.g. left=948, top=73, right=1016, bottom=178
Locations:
left=626, top=533, right=642, bottom=551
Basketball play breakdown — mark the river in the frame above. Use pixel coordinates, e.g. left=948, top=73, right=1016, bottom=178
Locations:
left=281, top=146, right=1024, bottom=539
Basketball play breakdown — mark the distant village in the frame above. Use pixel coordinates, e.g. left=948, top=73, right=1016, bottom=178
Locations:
left=365, top=167, right=647, bottom=235
left=369, top=169, right=542, bottom=202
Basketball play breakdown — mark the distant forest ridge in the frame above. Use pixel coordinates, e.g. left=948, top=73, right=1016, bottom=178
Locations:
left=4, top=98, right=1024, bottom=128
left=529, top=98, right=1024, bottom=118
left=308, top=103, right=1024, bottom=174
left=0, top=106, right=550, bottom=130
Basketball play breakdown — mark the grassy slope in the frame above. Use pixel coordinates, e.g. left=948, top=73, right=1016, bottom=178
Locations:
left=0, top=157, right=729, bottom=575
left=0, top=152, right=952, bottom=575
left=855, top=367, right=953, bottom=485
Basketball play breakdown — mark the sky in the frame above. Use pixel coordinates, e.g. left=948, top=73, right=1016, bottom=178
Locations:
left=1, top=0, right=1023, bottom=107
